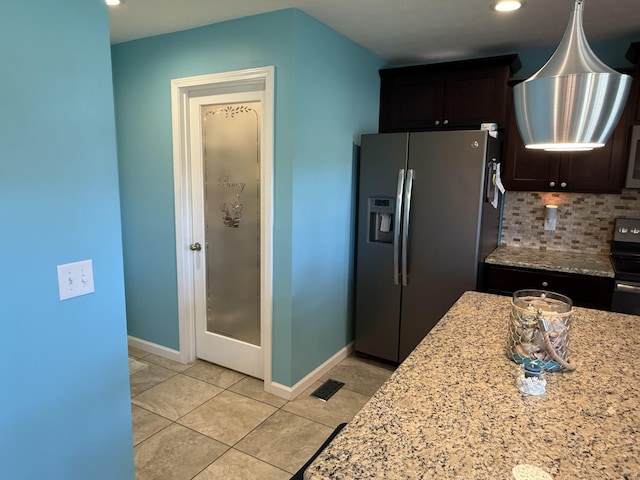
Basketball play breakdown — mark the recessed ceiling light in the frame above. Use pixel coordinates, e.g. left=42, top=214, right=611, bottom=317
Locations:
left=494, top=1, right=522, bottom=12
left=105, top=0, right=121, bottom=5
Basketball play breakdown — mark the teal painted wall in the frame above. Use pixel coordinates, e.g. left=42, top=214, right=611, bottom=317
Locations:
left=0, top=1, right=133, bottom=479
left=112, top=10, right=296, bottom=350
left=288, top=13, right=383, bottom=383
left=111, top=9, right=385, bottom=385
left=514, top=35, right=639, bottom=78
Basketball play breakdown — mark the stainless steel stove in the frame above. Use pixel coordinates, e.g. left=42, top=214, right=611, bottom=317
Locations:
left=610, top=218, right=640, bottom=315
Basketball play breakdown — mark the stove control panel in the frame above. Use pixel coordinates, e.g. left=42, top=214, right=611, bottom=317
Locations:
left=613, top=218, right=640, bottom=243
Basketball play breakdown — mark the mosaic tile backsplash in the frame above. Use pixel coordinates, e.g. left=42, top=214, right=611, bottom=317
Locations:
left=500, top=189, right=640, bottom=255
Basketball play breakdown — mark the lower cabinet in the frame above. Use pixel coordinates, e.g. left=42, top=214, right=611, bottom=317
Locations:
left=484, top=264, right=613, bottom=311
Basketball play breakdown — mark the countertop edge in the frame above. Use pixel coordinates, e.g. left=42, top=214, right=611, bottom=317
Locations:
left=484, top=245, right=614, bottom=278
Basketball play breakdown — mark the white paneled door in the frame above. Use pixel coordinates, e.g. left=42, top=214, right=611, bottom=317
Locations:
left=171, top=68, right=274, bottom=382
left=189, top=93, right=263, bottom=377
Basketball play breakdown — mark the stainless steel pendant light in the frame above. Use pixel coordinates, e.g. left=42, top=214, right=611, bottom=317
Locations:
left=513, top=0, right=632, bottom=151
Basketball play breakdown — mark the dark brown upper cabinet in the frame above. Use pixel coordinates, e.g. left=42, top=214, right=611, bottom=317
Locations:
left=379, top=55, right=520, bottom=133
left=633, top=68, right=640, bottom=124
left=502, top=69, right=637, bottom=194
left=627, top=42, right=640, bottom=123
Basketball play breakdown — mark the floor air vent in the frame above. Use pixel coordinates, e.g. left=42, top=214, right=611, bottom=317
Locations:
left=310, top=379, right=345, bottom=401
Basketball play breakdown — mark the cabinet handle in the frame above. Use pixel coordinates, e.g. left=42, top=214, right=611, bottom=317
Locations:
left=443, top=119, right=449, bottom=125
left=616, top=282, right=640, bottom=293
left=549, top=181, right=556, bottom=187
left=434, top=120, right=440, bottom=126
left=560, top=182, right=567, bottom=188
left=541, top=281, right=549, bottom=287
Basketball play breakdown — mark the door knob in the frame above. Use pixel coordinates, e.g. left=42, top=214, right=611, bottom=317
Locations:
left=190, top=242, right=202, bottom=251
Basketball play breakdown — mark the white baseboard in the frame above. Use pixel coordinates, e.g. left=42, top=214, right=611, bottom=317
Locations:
left=266, top=342, right=354, bottom=401
left=128, top=335, right=354, bottom=401
left=128, top=336, right=182, bottom=363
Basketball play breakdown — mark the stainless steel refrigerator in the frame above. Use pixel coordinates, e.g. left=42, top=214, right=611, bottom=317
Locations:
left=354, top=130, right=502, bottom=363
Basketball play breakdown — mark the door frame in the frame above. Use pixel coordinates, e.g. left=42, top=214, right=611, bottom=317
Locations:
left=170, top=66, right=274, bottom=386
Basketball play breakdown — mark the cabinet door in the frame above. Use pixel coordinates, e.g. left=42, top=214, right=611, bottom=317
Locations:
left=503, top=105, right=562, bottom=191
left=502, top=90, right=559, bottom=190
left=484, top=264, right=613, bottom=310
left=379, top=73, right=444, bottom=132
left=633, top=82, right=640, bottom=124
left=559, top=132, right=626, bottom=193
left=503, top=142, right=563, bottom=191
left=632, top=70, right=640, bottom=124
left=502, top=87, right=627, bottom=193
left=443, top=66, right=509, bottom=127
left=378, top=56, right=517, bottom=133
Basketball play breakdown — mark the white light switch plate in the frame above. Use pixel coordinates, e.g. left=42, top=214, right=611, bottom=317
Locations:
left=57, top=260, right=95, bottom=301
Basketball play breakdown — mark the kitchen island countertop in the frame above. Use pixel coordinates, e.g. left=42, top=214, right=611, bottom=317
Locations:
left=304, top=291, right=639, bottom=479
left=485, top=244, right=614, bottom=277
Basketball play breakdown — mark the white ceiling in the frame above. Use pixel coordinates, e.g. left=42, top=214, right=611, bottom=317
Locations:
left=108, top=0, right=640, bottom=65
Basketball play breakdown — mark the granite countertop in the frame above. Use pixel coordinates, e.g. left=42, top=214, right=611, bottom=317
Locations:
left=485, top=245, right=614, bottom=278
left=305, top=291, right=640, bottom=480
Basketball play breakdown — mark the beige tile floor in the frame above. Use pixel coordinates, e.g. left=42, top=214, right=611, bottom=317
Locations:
left=128, top=347, right=395, bottom=480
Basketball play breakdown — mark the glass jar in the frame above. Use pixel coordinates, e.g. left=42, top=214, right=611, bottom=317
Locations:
left=507, top=289, right=573, bottom=372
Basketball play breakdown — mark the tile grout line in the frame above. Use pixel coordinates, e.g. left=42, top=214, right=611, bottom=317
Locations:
left=130, top=352, right=394, bottom=479
left=134, top=372, right=305, bottom=477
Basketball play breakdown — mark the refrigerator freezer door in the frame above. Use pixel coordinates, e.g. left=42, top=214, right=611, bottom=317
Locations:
left=398, top=130, right=491, bottom=361
left=355, top=133, right=408, bottom=362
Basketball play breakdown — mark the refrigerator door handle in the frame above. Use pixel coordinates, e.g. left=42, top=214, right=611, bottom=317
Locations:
left=401, top=168, right=415, bottom=286
left=393, top=169, right=405, bottom=286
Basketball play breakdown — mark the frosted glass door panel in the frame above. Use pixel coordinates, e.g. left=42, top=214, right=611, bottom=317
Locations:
left=201, top=102, right=260, bottom=346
